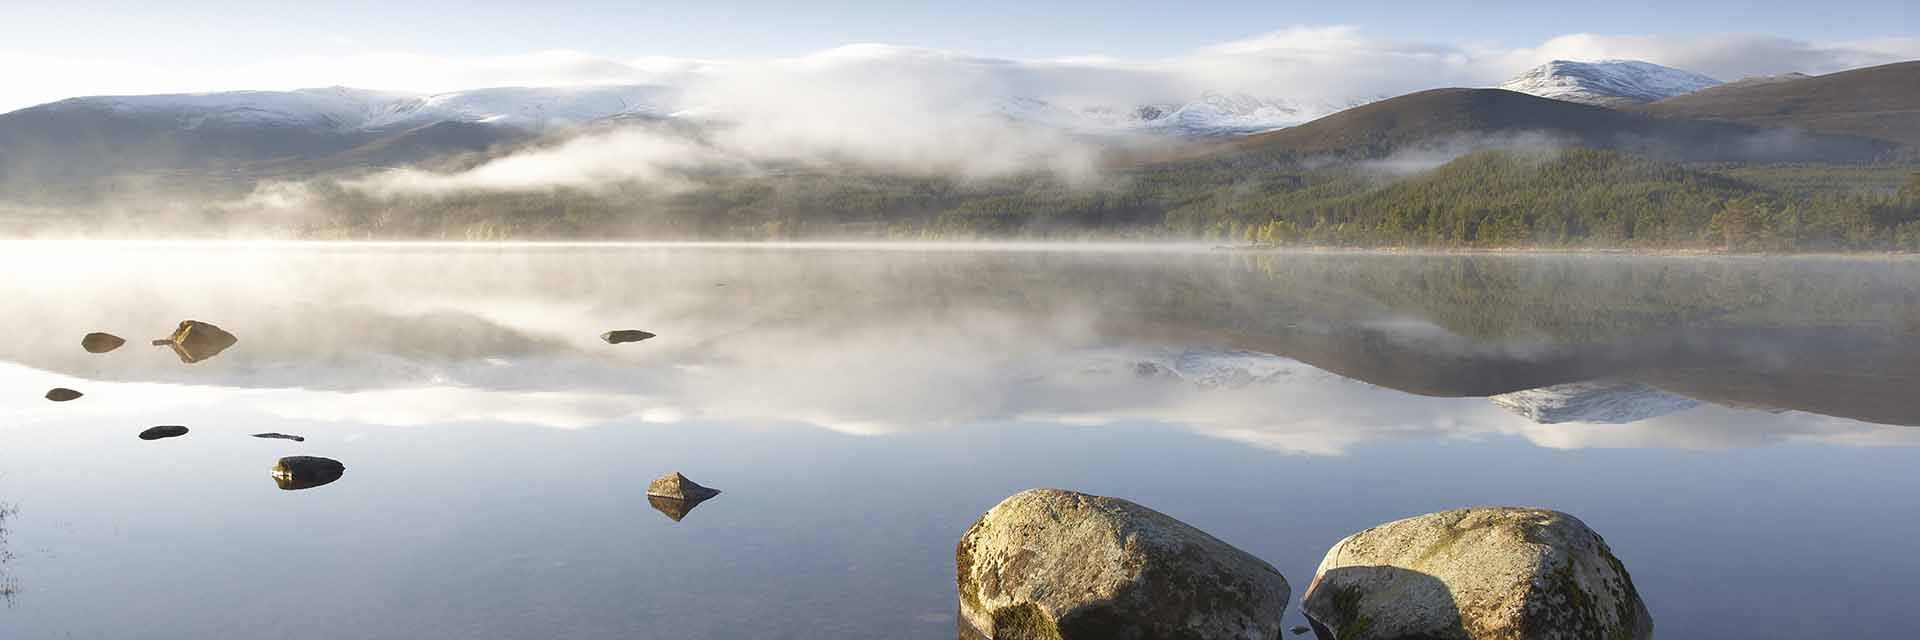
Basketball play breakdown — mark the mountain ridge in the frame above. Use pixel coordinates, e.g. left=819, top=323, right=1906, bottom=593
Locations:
left=1497, top=59, right=1720, bottom=106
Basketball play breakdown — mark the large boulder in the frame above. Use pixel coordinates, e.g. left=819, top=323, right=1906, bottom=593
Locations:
left=956, top=488, right=1290, bottom=640
left=1302, top=507, right=1650, bottom=640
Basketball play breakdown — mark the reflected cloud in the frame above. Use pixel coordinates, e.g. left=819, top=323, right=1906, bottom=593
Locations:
left=2, top=246, right=1916, bottom=457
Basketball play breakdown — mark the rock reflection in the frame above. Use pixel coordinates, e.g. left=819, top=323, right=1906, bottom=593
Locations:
left=646, top=494, right=715, bottom=522
left=272, top=456, right=346, bottom=491
left=153, top=320, right=237, bottom=364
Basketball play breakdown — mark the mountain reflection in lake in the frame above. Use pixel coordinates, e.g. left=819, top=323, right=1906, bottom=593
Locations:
left=0, top=244, right=1916, bottom=638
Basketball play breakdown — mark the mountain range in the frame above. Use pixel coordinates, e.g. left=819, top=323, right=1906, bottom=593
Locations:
left=1, top=58, right=1916, bottom=197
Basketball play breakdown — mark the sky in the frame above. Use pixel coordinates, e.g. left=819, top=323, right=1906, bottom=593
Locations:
left=0, top=0, right=1917, bottom=111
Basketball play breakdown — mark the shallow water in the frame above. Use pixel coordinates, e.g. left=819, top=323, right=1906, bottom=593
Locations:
left=2, top=244, right=1917, bottom=638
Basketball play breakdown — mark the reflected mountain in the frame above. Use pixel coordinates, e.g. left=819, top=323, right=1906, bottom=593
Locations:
left=1490, top=382, right=1698, bottom=424
left=272, top=456, right=346, bottom=491
left=0, top=246, right=1915, bottom=451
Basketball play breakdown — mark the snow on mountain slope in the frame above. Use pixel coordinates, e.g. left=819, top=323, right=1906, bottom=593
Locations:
left=1490, top=381, right=1699, bottom=424
left=1498, top=60, right=1720, bottom=106
left=994, top=92, right=1366, bottom=137
left=37, top=85, right=679, bottom=133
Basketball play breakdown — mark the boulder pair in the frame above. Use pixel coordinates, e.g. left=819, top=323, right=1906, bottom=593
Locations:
left=956, top=489, right=1649, bottom=640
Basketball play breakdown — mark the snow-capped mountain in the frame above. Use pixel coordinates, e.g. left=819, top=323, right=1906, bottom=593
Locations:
left=1490, top=381, right=1699, bottom=424
left=36, top=85, right=680, bottom=133
left=1498, top=60, right=1720, bottom=106
left=994, top=92, right=1361, bottom=137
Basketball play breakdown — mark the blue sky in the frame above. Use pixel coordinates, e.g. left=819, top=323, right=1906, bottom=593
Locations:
left=5, top=0, right=1915, bottom=59
left=0, top=1, right=1915, bottom=110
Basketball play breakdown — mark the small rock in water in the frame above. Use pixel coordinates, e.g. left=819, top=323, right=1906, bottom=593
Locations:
left=956, top=488, right=1290, bottom=640
left=600, top=329, right=656, bottom=345
left=154, top=320, right=238, bottom=364
left=1290, top=625, right=1312, bottom=636
left=81, top=332, right=126, bottom=354
left=1302, top=506, right=1651, bottom=640
left=139, top=425, right=189, bottom=441
left=272, top=456, right=346, bottom=491
left=644, top=472, right=720, bottom=522
left=646, top=472, right=720, bottom=501
left=252, top=432, right=306, bottom=442
left=44, top=388, right=83, bottom=402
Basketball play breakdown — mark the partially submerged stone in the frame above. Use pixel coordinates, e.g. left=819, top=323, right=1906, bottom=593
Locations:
left=154, top=320, right=238, bottom=364
left=138, top=425, right=189, bottom=441
left=644, top=472, right=720, bottom=522
left=272, top=456, right=346, bottom=491
left=956, top=488, right=1290, bottom=640
left=252, top=432, right=306, bottom=442
left=601, top=329, right=656, bottom=345
left=1302, top=507, right=1651, bottom=640
left=645, top=472, right=720, bottom=501
left=44, top=388, right=82, bottom=402
left=81, top=332, right=126, bottom=354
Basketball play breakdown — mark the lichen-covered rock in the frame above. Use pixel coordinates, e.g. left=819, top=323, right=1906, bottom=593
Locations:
left=601, top=329, right=656, bottom=345
left=139, top=425, right=189, bottom=441
left=155, top=320, right=238, bottom=364
left=81, top=332, right=126, bottom=354
left=44, top=388, right=82, bottom=402
left=1302, top=507, right=1650, bottom=640
left=645, top=472, right=720, bottom=501
left=272, top=456, right=346, bottom=491
left=956, top=488, right=1290, bottom=640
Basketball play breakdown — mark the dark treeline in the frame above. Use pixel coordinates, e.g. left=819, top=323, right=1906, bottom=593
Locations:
left=10, top=146, right=1920, bottom=251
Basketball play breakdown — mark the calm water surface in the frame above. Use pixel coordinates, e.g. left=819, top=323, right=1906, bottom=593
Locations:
left=2, top=244, right=1917, bottom=638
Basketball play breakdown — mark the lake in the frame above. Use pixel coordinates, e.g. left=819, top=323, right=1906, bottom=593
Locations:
left=1, top=243, right=1916, bottom=638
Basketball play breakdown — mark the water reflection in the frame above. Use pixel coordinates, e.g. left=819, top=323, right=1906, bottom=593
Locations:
left=0, top=246, right=1914, bottom=456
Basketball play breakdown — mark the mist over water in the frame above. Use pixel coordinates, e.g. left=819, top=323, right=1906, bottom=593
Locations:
left=2, top=244, right=1918, bottom=638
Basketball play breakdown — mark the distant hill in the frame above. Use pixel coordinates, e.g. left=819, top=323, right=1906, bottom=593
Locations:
left=1632, top=61, right=1920, bottom=147
left=1497, top=60, right=1720, bottom=106
left=1207, top=88, right=1895, bottom=164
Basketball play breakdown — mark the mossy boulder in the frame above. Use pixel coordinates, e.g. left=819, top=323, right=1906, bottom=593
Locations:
left=1302, top=507, right=1650, bottom=640
left=956, top=488, right=1290, bottom=640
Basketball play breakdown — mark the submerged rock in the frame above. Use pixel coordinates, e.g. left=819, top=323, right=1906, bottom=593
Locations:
left=956, top=488, right=1290, bottom=640
left=138, top=425, right=189, bottom=441
left=154, top=320, right=238, bottom=364
left=1302, top=507, right=1650, bottom=640
left=1491, top=381, right=1698, bottom=424
left=44, top=388, right=82, bottom=402
left=252, top=432, right=306, bottom=442
left=271, top=456, right=346, bottom=491
left=81, top=332, right=126, bottom=354
left=600, top=329, right=656, bottom=345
